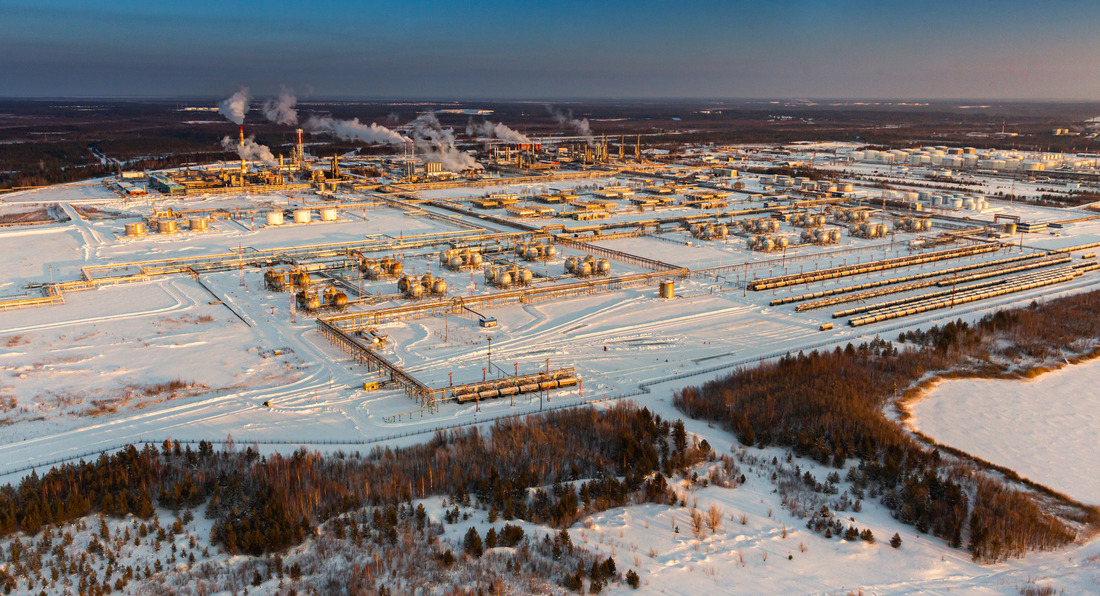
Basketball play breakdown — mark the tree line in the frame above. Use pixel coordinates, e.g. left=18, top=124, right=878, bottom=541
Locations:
left=675, top=290, right=1100, bottom=561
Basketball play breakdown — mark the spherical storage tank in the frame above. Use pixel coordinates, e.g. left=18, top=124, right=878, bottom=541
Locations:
left=266, top=211, right=284, bottom=226
left=544, top=245, right=557, bottom=259
left=596, top=259, right=611, bottom=274
left=469, top=253, right=483, bottom=267
left=432, top=279, right=448, bottom=295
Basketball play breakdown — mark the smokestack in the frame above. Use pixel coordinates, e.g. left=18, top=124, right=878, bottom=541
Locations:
left=239, top=125, right=245, bottom=148
left=296, top=128, right=304, bottom=165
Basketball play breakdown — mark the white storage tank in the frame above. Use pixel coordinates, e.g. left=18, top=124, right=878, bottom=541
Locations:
left=124, top=222, right=146, bottom=237
left=294, top=209, right=311, bottom=223
left=266, top=211, right=284, bottom=226
left=320, top=208, right=338, bottom=221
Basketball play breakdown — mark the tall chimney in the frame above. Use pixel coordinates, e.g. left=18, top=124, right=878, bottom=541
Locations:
left=239, top=125, right=245, bottom=148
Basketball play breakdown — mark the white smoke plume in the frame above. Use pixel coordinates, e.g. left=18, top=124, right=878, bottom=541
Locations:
left=546, top=105, right=594, bottom=145
left=218, top=87, right=251, bottom=125
left=303, top=115, right=407, bottom=146
left=221, top=135, right=276, bottom=165
left=261, top=86, right=298, bottom=126
left=465, top=119, right=532, bottom=144
left=406, top=112, right=482, bottom=171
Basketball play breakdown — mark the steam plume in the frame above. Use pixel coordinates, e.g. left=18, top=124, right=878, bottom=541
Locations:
left=466, top=119, right=532, bottom=144
left=218, top=87, right=251, bottom=125
left=261, top=86, right=298, bottom=126
left=221, top=135, right=275, bottom=165
left=406, top=112, right=482, bottom=171
left=546, top=105, right=594, bottom=145
left=304, top=115, right=407, bottom=146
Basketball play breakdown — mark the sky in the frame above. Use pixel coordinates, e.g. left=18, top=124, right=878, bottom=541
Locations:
left=2, top=0, right=1100, bottom=100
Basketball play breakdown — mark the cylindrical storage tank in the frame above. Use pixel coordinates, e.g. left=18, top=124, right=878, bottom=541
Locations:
left=596, top=259, right=611, bottom=274
left=659, top=280, right=674, bottom=299
left=952, top=198, right=964, bottom=210
left=157, top=219, right=177, bottom=234
left=877, top=223, right=888, bottom=236
left=829, top=229, right=841, bottom=243
left=849, top=223, right=860, bottom=235
left=963, top=198, right=975, bottom=210
left=320, top=208, right=337, bottom=222
left=294, top=209, right=311, bottom=223
left=746, top=238, right=757, bottom=249
left=761, top=238, right=774, bottom=251
left=189, top=218, right=208, bottom=231
left=776, top=237, right=789, bottom=249
left=860, top=223, right=871, bottom=235
left=801, top=229, right=812, bottom=242
left=432, top=279, right=448, bottom=295
left=266, top=211, right=284, bottom=226
left=1004, top=222, right=1017, bottom=235
left=124, top=222, right=146, bottom=237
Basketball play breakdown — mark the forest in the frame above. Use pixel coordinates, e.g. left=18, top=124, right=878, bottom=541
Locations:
left=675, top=290, right=1100, bottom=562
left=0, top=404, right=707, bottom=593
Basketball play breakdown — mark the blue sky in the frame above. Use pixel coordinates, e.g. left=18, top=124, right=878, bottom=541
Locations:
left=2, top=0, right=1099, bottom=99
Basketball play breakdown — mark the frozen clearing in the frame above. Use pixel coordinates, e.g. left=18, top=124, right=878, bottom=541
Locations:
left=910, top=357, right=1100, bottom=505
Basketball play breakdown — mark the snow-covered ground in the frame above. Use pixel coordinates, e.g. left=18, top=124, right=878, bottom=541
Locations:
left=2, top=154, right=1100, bottom=592
left=909, top=357, right=1100, bottom=505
